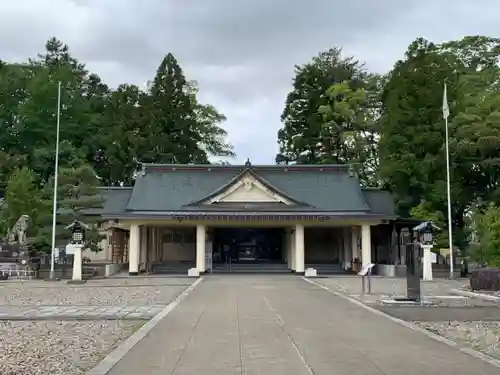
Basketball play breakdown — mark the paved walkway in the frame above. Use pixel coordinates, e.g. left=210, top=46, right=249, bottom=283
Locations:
left=107, top=276, right=499, bottom=375
left=0, top=305, right=165, bottom=320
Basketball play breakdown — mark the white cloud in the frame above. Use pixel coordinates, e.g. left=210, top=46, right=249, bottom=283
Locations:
left=1, top=0, right=499, bottom=163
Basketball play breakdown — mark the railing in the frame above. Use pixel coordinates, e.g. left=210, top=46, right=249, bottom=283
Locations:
left=0, top=266, right=36, bottom=280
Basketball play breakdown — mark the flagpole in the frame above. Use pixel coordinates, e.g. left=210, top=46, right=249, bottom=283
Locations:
left=49, top=82, right=62, bottom=280
left=443, top=83, right=454, bottom=279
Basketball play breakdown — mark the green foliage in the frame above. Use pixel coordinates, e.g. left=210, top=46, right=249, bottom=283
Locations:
left=40, top=152, right=104, bottom=253
left=278, top=48, right=365, bottom=165
left=0, top=37, right=234, bottom=252
left=471, top=203, right=500, bottom=267
left=1, top=167, right=44, bottom=240
left=410, top=201, right=447, bottom=249
left=141, top=54, right=207, bottom=164
left=3, top=167, right=41, bottom=226
left=0, top=37, right=234, bottom=187
left=378, top=36, right=500, bottom=251
left=276, top=35, right=500, bottom=253
left=317, top=79, right=380, bottom=185
left=277, top=48, right=381, bottom=186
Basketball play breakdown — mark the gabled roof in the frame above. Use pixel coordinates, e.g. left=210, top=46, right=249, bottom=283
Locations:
left=184, top=168, right=309, bottom=207
left=123, top=164, right=374, bottom=214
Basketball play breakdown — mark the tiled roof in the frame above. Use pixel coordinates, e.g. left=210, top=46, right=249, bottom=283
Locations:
left=125, top=164, right=372, bottom=213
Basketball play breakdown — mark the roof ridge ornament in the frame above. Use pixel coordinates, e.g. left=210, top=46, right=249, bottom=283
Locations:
left=244, top=158, right=251, bottom=167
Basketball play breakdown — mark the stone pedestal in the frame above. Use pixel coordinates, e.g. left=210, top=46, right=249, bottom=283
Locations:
left=422, top=244, right=433, bottom=281
left=72, top=244, right=83, bottom=281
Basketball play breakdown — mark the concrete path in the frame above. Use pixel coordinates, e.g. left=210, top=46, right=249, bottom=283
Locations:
left=0, top=304, right=166, bottom=320
left=106, top=276, right=499, bottom=375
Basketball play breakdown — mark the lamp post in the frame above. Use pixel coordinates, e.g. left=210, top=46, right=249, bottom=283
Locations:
left=413, top=221, right=440, bottom=282
left=66, top=220, right=88, bottom=284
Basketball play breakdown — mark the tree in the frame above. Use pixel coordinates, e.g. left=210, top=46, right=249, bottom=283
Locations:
left=317, top=76, right=382, bottom=186
left=141, top=53, right=207, bottom=164
left=186, top=81, right=235, bottom=158
left=471, top=203, right=500, bottom=267
left=1, top=167, right=44, bottom=243
left=93, top=84, right=146, bottom=186
left=39, top=152, right=105, bottom=253
left=277, top=48, right=367, bottom=165
left=378, top=36, right=500, bottom=250
left=0, top=38, right=234, bottom=195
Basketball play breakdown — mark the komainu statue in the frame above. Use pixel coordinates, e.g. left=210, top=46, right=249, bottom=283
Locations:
left=0, top=215, right=30, bottom=258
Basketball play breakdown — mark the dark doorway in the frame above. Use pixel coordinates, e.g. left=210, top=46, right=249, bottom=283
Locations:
left=212, top=227, right=284, bottom=264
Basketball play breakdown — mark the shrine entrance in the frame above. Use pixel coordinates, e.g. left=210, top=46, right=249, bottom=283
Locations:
left=212, top=227, right=285, bottom=267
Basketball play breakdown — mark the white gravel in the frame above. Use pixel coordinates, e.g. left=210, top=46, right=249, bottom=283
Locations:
left=312, top=276, right=499, bottom=306
left=0, top=277, right=193, bottom=374
left=416, top=321, right=500, bottom=360
left=315, top=276, right=465, bottom=296
left=0, top=320, right=144, bottom=375
left=0, top=278, right=193, bottom=306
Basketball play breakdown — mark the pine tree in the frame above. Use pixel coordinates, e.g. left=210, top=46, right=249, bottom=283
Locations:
left=39, top=152, right=105, bottom=253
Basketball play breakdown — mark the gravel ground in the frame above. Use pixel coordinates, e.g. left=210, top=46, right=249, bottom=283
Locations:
left=312, top=276, right=500, bottom=306
left=0, top=278, right=193, bottom=306
left=315, top=276, right=466, bottom=296
left=0, top=277, right=193, bottom=374
left=0, top=320, right=144, bottom=375
left=415, top=321, right=500, bottom=360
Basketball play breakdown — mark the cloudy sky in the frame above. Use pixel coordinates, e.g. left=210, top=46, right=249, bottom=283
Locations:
left=0, top=1, right=497, bottom=164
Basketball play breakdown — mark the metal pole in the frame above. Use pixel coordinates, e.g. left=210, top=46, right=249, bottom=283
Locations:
left=49, top=82, right=62, bottom=280
left=367, top=268, right=372, bottom=294
left=444, top=113, right=454, bottom=279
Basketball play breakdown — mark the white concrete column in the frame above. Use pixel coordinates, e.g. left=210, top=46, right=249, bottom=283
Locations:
left=129, top=224, right=140, bottom=275
left=72, top=244, right=83, bottom=281
left=361, top=224, right=372, bottom=266
left=140, top=226, right=147, bottom=272
left=337, top=229, right=343, bottom=264
left=157, top=228, right=163, bottom=262
left=284, top=231, right=289, bottom=263
left=196, top=224, right=206, bottom=272
left=106, top=231, right=113, bottom=261
left=290, top=229, right=296, bottom=270
left=343, top=227, right=351, bottom=270
left=422, top=244, right=433, bottom=281
left=351, top=226, right=359, bottom=261
left=294, top=224, right=305, bottom=273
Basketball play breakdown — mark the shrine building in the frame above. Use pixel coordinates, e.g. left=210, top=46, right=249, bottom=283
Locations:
left=88, top=162, right=416, bottom=275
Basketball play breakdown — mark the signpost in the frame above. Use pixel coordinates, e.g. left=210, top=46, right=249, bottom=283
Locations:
left=405, top=242, right=421, bottom=302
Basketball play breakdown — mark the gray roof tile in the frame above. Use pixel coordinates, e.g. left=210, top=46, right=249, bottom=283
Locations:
left=361, top=188, right=396, bottom=216
left=86, top=165, right=396, bottom=218
left=85, top=187, right=133, bottom=216
left=125, top=165, right=371, bottom=213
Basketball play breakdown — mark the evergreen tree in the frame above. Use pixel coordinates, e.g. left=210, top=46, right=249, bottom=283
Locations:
left=39, top=151, right=104, bottom=253
left=143, top=53, right=207, bottom=164
left=277, top=48, right=366, bottom=165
